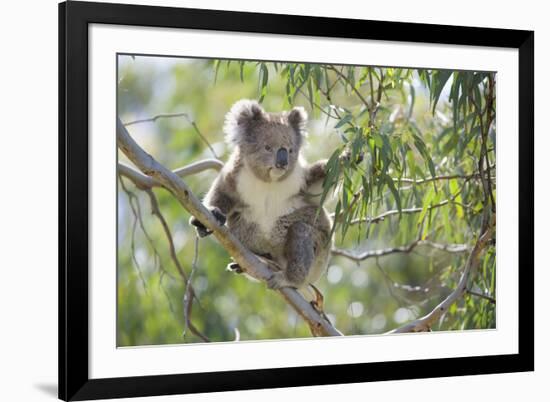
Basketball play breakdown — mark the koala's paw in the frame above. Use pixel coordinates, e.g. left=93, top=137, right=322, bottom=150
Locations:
left=189, top=216, right=212, bottom=238
left=210, top=207, right=227, bottom=226
left=226, top=262, right=243, bottom=274
left=189, top=207, right=226, bottom=238
left=267, top=271, right=294, bottom=290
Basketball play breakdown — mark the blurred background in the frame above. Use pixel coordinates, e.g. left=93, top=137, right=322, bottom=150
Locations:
left=117, top=55, right=496, bottom=346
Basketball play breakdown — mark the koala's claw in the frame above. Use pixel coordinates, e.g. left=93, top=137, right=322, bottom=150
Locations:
left=189, top=207, right=226, bottom=237
left=308, top=283, right=325, bottom=312
left=210, top=207, right=227, bottom=226
left=226, top=262, right=243, bottom=274
left=195, top=224, right=212, bottom=238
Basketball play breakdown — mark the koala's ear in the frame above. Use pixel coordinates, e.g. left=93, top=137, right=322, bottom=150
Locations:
left=224, top=99, right=265, bottom=146
left=287, top=106, right=308, bottom=137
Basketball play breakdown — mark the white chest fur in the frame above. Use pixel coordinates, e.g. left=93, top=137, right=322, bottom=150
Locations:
left=236, top=162, right=306, bottom=235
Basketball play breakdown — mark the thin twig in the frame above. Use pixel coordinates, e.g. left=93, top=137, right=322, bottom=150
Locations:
left=329, top=66, right=372, bottom=114
left=374, top=257, right=414, bottom=306
left=124, top=112, right=219, bottom=158
left=469, top=79, right=495, bottom=222
left=333, top=168, right=476, bottom=225
left=466, top=289, right=496, bottom=304
left=118, top=175, right=177, bottom=281
left=145, top=189, right=188, bottom=282
left=342, top=199, right=472, bottom=225
left=483, top=76, right=496, bottom=211
left=294, top=85, right=342, bottom=122
left=233, top=327, right=241, bottom=342
left=182, top=237, right=210, bottom=342
left=124, top=112, right=191, bottom=126
left=393, top=166, right=494, bottom=185
left=118, top=175, right=148, bottom=292
left=387, top=216, right=495, bottom=333
left=331, top=240, right=469, bottom=262
left=374, top=258, right=457, bottom=307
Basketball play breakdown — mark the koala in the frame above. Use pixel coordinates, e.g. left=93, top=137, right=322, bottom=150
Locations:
left=190, top=99, right=332, bottom=292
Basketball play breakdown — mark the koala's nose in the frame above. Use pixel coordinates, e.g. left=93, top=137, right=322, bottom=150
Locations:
left=276, top=148, right=288, bottom=168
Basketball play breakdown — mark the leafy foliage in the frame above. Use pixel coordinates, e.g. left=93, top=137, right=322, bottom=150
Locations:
left=117, top=55, right=496, bottom=345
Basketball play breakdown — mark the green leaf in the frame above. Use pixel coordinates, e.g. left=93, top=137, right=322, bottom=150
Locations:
left=285, top=80, right=293, bottom=106
left=350, top=129, right=365, bottom=166
left=450, top=73, right=462, bottom=132
left=312, top=65, right=322, bottom=89
left=289, top=64, right=296, bottom=86
left=307, top=78, right=314, bottom=110
left=335, top=114, right=353, bottom=129
left=239, top=61, right=245, bottom=82
left=330, top=200, right=342, bottom=241
left=213, top=59, right=222, bottom=84
left=449, top=179, right=464, bottom=218
left=372, top=132, right=383, bottom=149
left=319, top=149, right=342, bottom=209
left=412, top=132, right=436, bottom=178
left=407, top=83, right=416, bottom=120
left=384, top=173, right=401, bottom=214
left=417, top=186, right=435, bottom=227
left=430, top=70, right=452, bottom=114
left=258, top=63, right=269, bottom=102
left=406, top=149, right=417, bottom=179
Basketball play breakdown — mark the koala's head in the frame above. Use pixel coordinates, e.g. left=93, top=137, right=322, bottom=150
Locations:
left=224, top=99, right=307, bottom=182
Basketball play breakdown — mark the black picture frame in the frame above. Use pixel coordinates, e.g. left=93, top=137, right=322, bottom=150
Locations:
left=59, top=1, right=534, bottom=400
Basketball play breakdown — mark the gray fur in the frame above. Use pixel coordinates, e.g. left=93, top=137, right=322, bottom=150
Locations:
left=191, top=100, right=332, bottom=290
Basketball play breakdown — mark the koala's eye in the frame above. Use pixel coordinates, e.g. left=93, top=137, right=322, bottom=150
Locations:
left=289, top=148, right=293, bottom=154
left=264, top=145, right=272, bottom=151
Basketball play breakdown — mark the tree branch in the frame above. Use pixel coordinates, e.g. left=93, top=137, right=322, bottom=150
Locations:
left=387, top=217, right=495, bottom=333
left=118, top=159, right=223, bottom=190
left=117, top=118, right=342, bottom=337
left=331, top=240, right=469, bottom=262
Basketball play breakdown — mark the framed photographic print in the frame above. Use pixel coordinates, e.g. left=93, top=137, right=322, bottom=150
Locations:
left=59, top=1, right=534, bottom=400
